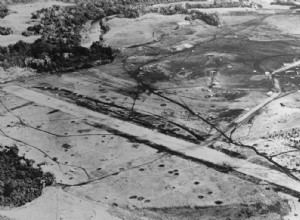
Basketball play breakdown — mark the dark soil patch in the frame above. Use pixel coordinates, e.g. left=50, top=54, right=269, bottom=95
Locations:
left=215, top=200, right=223, bottom=205
left=138, top=68, right=170, bottom=84
left=77, top=129, right=92, bottom=133
left=62, top=143, right=72, bottom=150
left=0, top=146, right=54, bottom=207
left=223, top=91, right=248, bottom=101
left=216, top=109, right=244, bottom=122
left=213, top=90, right=248, bottom=101
left=47, top=109, right=60, bottom=114
left=210, top=147, right=246, bottom=160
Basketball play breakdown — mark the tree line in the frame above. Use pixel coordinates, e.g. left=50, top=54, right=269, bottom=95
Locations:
left=0, top=0, right=223, bottom=73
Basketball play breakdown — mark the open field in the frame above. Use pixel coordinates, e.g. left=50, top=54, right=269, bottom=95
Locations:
left=2, top=0, right=300, bottom=219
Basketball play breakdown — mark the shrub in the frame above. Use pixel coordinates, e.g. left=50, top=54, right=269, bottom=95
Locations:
left=0, top=26, right=13, bottom=35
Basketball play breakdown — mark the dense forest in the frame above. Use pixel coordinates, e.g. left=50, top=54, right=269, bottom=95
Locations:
left=0, top=146, right=54, bottom=207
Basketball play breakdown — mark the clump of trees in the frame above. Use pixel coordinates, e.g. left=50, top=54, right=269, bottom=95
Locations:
left=272, top=0, right=300, bottom=9
left=0, top=37, right=115, bottom=72
left=25, top=2, right=140, bottom=45
left=186, top=1, right=256, bottom=9
left=0, top=26, right=12, bottom=35
left=185, top=10, right=220, bottom=26
left=1, top=2, right=142, bottom=72
left=58, top=0, right=206, bottom=7
left=147, top=4, right=188, bottom=15
left=145, top=4, right=221, bottom=26
left=271, top=0, right=296, bottom=5
left=0, top=145, right=55, bottom=207
left=0, top=3, right=8, bottom=18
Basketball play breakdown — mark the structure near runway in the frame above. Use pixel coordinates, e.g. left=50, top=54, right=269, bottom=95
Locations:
left=265, top=60, right=300, bottom=93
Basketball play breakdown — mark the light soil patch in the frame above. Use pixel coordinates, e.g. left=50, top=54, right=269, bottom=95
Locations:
left=0, top=67, right=35, bottom=83
left=265, top=14, right=300, bottom=36
left=81, top=20, right=102, bottom=48
left=220, top=14, right=259, bottom=26
left=104, top=13, right=186, bottom=48
left=0, top=188, right=120, bottom=220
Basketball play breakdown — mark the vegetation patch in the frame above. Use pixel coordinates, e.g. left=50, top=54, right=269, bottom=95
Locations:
left=0, top=27, right=12, bottom=36
left=0, top=1, right=225, bottom=73
left=0, top=4, right=8, bottom=19
left=145, top=4, right=221, bottom=26
left=271, top=0, right=297, bottom=6
left=0, top=145, right=54, bottom=207
left=186, top=1, right=262, bottom=9
left=0, top=3, right=124, bottom=72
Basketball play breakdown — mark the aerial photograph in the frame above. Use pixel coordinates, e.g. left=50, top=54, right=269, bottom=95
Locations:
left=1, top=0, right=300, bottom=219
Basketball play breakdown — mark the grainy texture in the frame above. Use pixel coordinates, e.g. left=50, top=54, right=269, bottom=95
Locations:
left=0, top=146, right=54, bottom=207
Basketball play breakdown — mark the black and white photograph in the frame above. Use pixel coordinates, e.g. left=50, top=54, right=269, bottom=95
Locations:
left=0, top=0, right=300, bottom=219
